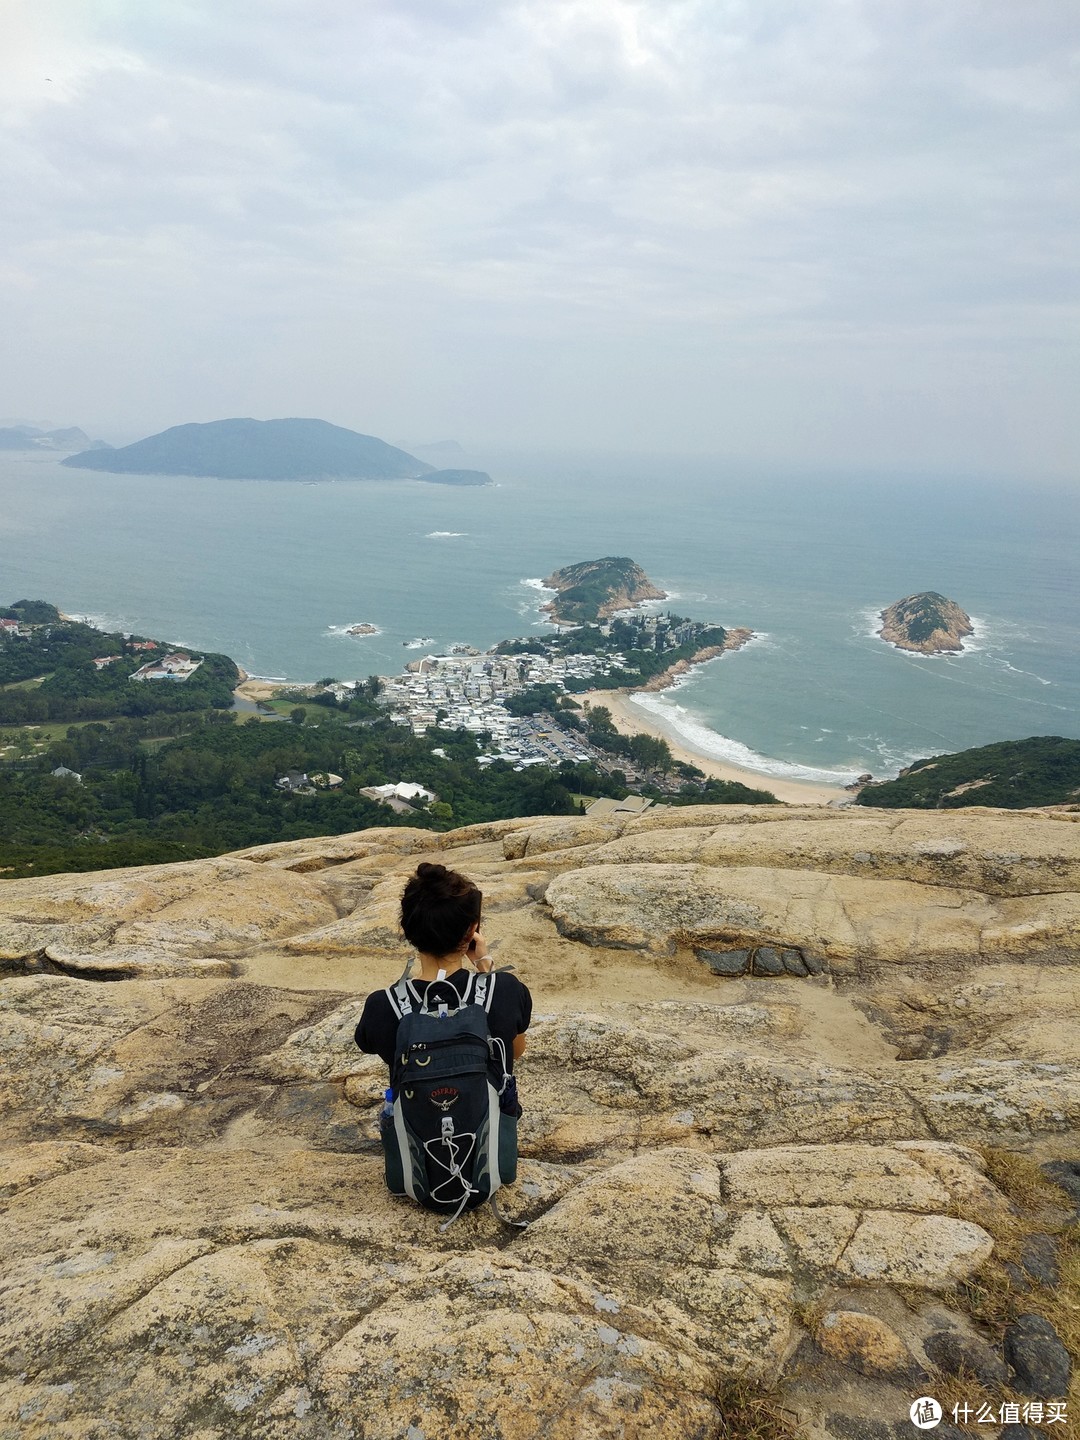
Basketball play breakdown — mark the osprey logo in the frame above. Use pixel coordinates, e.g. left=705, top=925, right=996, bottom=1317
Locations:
left=429, top=1086, right=460, bottom=1112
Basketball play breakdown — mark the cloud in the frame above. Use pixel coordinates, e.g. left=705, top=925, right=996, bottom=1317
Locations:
left=0, top=0, right=1077, bottom=471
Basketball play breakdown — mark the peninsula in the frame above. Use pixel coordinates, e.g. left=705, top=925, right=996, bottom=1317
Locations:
left=541, top=556, right=667, bottom=624
left=61, top=417, right=437, bottom=482
left=878, top=591, right=974, bottom=654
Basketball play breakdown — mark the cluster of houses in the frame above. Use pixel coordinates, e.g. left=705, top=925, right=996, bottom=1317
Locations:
left=377, top=649, right=621, bottom=748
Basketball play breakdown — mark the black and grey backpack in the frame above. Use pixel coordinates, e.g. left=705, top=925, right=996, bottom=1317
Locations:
left=382, top=971, right=522, bottom=1228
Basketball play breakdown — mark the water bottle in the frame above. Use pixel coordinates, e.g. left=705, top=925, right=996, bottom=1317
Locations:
left=382, top=1088, right=394, bottom=1120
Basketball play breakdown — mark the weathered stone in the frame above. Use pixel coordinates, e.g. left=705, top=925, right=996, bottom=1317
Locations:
left=782, top=947, right=809, bottom=976
left=893, top=1142, right=1006, bottom=1213
left=1003, top=1314, right=1072, bottom=1397
left=723, top=1145, right=950, bottom=1212
left=1018, top=1234, right=1060, bottom=1288
left=545, top=861, right=1080, bottom=967
left=773, top=1207, right=861, bottom=1271
left=597, top=809, right=1080, bottom=895
left=922, top=1327, right=1007, bottom=1386
left=835, top=1213, right=993, bottom=1287
left=824, top=1415, right=892, bottom=1440
left=503, top=816, right=625, bottom=859
left=234, top=827, right=435, bottom=867
left=753, top=946, right=786, bottom=976
left=696, top=947, right=750, bottom=976
left=816, top=1310, right=915, bottom=1376
left=1041, top=1157, right=1080, bottom=1206
left=0, top=1140, right=107, bottom=1200
left=907, top=1059, right=1080, bottom=1143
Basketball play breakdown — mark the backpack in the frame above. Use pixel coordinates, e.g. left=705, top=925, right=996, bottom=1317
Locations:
left=382, top=970, right=522, bottom=1229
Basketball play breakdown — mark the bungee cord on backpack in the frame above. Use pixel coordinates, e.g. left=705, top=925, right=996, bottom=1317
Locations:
left=428, top=1117, right=481, bottom=1230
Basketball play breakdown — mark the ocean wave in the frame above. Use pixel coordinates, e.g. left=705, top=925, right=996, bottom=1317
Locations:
left=67, top=610, right=125, bottom=633
left=73, top=611, right=203, bottom=651
left=627, top=692, right=866, bottom=785
left=426, top=531, right=467, bottom=538
left=520, top=577, right=556, bottom=593
left=987, top=655, right=1053, bottom=685
left=843, top=731, right=930, bottom=774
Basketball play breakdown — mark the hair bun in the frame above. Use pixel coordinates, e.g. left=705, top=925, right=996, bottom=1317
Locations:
left=415, top=862, right=448, bottom=884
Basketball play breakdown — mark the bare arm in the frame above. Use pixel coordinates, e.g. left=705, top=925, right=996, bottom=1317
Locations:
left=513, top=1033, right=528, bottom=1059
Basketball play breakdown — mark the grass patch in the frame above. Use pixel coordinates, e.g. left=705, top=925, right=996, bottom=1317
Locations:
left=713, top=1376, right=806, bottom=1440
left=0, top=674, right=52, bottom=690
left=981, top=1148, right=1068, bottom=1213
left=935, top=1148, right=1080, bottom=1425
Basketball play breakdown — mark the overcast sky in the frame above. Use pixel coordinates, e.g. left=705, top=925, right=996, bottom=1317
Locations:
left=2, top=0, right=1078, bottom=475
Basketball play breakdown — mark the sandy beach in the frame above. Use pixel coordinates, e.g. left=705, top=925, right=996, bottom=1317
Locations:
left=234, top=672, right=292, bottom=703
left=576, top=689, right=849, bottom=807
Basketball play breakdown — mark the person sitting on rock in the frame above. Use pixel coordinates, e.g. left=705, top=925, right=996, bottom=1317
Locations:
left=355, top=858, right=532, bottom=1128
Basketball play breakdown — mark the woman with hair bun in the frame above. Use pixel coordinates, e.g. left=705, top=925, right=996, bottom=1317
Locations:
left=354, top=861, right=532, bottom=1105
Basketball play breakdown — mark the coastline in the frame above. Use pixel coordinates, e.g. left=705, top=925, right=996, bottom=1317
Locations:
left=577, top=687, right=849, bottom=806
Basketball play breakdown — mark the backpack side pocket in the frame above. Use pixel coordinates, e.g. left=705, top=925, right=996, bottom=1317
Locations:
left=497, top=1110, right=518, bottom=1186
left=380, top=1105, right=406, bottom=1195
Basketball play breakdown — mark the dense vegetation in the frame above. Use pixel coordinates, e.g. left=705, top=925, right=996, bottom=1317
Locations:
left=0, top=710, right=590, bottom=877
left=0, top=613, right=237, bottom=723
left=542, top=556, right=660, bottom=623
left=566, top=629, right=728, bottom=692
left=857, top=736, right=1080, bottom=809
left=879, top=591, right=972, bottom=649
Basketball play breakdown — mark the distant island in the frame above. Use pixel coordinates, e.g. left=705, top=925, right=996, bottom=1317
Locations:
left=0, top=425, right=107, bottom=452
left=425, top=468, right=493, bottom=487
left=61, top=417, right=448, bottom=482
left=878, top=591, right=974, bottom=654
left=542, top=556, right=667, bottom=625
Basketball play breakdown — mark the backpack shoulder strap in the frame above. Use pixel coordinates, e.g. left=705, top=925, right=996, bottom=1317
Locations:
left=472, top=971, right=496, bottom=1013
left=385, top=978, right=413, bottom=1019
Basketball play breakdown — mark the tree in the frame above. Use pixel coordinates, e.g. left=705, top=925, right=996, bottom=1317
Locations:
left=290, top=707, right=306, bottom=725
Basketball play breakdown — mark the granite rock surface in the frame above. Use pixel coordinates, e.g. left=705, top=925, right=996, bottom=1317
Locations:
left=1, top=805, right=1078, bottom=1438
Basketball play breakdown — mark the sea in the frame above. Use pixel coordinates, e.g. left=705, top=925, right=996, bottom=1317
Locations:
left=2, top=449, right=1077, bottom=786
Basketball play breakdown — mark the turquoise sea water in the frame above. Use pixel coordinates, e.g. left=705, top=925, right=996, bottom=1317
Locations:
left=2, top=450, right=1076, bottom=785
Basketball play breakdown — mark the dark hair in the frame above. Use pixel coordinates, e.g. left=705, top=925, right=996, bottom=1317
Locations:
left=400, top=862, right=482, bottom=957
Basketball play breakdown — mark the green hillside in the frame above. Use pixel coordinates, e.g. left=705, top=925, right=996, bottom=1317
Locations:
left=857, top=736, right=1080, bottom=809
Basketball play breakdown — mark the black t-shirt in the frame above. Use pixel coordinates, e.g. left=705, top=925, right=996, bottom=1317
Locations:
left=355, top=967, right=532, bottom=1074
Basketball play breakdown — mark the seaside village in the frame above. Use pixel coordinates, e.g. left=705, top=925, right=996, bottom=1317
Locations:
left=316, top=638, right=662, bottom=812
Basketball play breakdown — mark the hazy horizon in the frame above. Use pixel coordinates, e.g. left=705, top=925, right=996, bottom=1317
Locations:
left=3, top=2, right=1078, bottom=480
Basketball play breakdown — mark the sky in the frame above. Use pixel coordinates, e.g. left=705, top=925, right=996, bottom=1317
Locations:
left=2, top=0, right=1078, bottom=475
